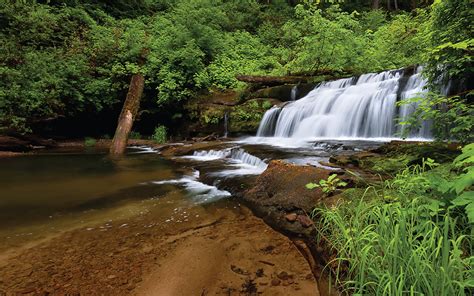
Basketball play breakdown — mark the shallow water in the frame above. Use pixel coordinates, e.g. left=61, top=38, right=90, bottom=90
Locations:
left=0, top=150, right=239, bottom=251
left=0, top=139, right=385, bottom=252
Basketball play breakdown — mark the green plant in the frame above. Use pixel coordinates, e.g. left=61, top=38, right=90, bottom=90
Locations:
left=262, top=100, right=273, bottom=109
left=314, top=196, right=473, bottom=296
left=306, top=174, right=347, bottom=195
left=129, top=131, right=141, bottom=139
left=311, top=149, right=474, bottom=295
left=429, top=143, right=474, bottom=223
left=84, top=137, right=96, bottom=147
left=151, top=125, right=167, bottom=144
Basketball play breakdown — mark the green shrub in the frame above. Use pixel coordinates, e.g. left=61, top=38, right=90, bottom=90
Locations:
left=129, top=131, right=141, bottom=139
left=151, top=125, right=167, bottom=144
left=84, top=137, right=96, bottom=147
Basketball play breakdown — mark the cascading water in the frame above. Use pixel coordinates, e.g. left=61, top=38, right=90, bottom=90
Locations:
left=183, top=148, right=268, bottom=175
left=256, top=68, right=431, bottom=140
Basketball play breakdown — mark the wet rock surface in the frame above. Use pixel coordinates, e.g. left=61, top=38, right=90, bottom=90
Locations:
left=244, top=160, right=338, bottom=212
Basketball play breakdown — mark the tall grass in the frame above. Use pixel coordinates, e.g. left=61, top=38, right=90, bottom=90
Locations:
left=313, top=160, right=473, bottom=295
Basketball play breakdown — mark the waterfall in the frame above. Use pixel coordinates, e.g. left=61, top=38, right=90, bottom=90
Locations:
left=256, top=68, right=431, bottom=140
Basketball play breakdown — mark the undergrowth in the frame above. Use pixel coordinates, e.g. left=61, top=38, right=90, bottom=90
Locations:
left=312, top=144, right=474, bottom=295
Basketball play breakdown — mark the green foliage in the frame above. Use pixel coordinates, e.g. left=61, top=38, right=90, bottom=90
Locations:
left=0, top=0, right=471, bottom=135
left=431, top=143, right=474, bottom=224
left=423, top=0, right=473, bottom=89
left=151, top=125, right=167, bottom=144
left=84, top=137, right=96, bottom=147
left=306, top=173, right=347, bottom=195
left=262, top=100, right=273, bottom=109
left=314, top=197, right=473, bottom=295
left=398, top=93, right=474, bottom=143
left=313, top=151, right=474, bottom=295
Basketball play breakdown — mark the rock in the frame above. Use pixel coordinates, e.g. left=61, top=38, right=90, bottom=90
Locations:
left=0, top=136, right=31, bottom=152
left=270, top=278, right=281, bottom=286
left=285, top=213, right=298, bottom=222
left=231, top=265, right=250, bottom=276
left=277, top=271, right=289, bottom=280
left=107, top=275, right=117, bottom=280
left=297, top=215, right=313, bottom=228
left=245, top=160, right=333, bottom=212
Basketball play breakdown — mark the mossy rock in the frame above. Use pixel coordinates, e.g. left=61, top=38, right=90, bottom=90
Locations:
left=184, top=94, right=279, bottom=136
left=228, top=98, right=279, bottom=134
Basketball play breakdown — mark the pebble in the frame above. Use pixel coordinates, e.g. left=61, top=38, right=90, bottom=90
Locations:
left=277, top=271, right=289, bottom=280
left=285, top=213, right=298, bottom=222
left=271, top=278, right=281, bottom=286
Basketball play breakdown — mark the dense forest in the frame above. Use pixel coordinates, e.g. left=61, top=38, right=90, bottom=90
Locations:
left=1, top=0, right=471, bottom=139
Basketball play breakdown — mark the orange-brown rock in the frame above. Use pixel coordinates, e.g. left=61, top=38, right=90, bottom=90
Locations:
left=244, top=160, right=332, bottom=212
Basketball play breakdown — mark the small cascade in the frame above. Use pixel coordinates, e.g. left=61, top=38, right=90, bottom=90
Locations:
left=256, top=68, right=431, bottom=140
left=223, top=112, right=229, bottom=138
left=227, top=148, right=268, bottom=170
left=290, top=85, right=298, bottom=101
left=153, top=171, right=231, bottom=203
left=183, top=148, right=268, bottom=175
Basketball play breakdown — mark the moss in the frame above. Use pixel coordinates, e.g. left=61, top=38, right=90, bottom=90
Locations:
left=360, top=142, right=461, bottom=175
left=229, top=99, right=274, bottom=133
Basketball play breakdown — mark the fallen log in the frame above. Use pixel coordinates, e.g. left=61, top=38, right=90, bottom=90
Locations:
left=236, top=75, right=310, bottom=86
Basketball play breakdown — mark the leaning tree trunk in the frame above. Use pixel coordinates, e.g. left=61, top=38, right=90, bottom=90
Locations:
left=110, top=73, right=145, bottom=155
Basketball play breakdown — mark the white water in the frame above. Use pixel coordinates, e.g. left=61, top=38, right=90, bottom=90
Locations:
left=256, top=68, right=431, bottom=140
left=152, top=171, right=231, bottom=203
left=182, top=148, right=268, bottom=176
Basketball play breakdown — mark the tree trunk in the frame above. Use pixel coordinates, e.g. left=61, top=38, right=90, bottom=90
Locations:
left=372, top=0, right=380, bottom=9
left=394, top=0, right=399, bottom=10
left=110, top=73, right=145, bottom=156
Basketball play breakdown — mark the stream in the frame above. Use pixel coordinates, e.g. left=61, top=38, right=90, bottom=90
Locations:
left=0, top=139, right=384, bottom=253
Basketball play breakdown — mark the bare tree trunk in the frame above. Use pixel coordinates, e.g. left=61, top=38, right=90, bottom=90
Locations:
left=387, top=0, right=392, bottom=11
left=372, top=0, right=380, bottom=9
left=110, top=73, right=145, bottom=156
left=394, top=0, right=399, bottom=10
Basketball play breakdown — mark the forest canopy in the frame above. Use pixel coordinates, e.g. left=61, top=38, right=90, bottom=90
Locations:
left=0, top=0, right=472, bottom=134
